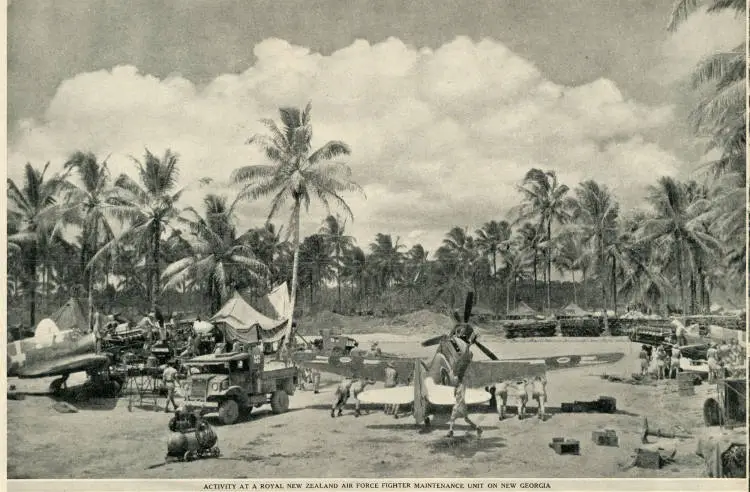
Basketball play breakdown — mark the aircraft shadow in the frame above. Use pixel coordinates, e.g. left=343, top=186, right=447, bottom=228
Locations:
left=428, top=436, right=507, bottom=458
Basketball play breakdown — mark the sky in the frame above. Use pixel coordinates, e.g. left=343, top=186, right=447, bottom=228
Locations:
left=6, top=0, right=746, bottom=257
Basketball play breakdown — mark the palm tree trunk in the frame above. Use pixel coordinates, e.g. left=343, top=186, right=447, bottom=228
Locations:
left=88, top=265, right=96, bottom=330
left=506, top=278, right=511, bottom=314
left=152, top=224, right=162, bottom=311
left=582, top=269, right=587, bottom=309
left=676, top=247, right=685, bottom=315
left=611, top=256, right=617, bottom=316
left=27, top=245, right=38, bottom=328
left=336, top=250, right=342, bottom=312
left=284, top=201, right=301, bottom=349
left=546, top=221, right=552, bottom=312
left=572, top=271, right=577, bottom=305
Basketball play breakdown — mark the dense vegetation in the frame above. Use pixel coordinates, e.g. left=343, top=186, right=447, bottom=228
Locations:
left=7, top=1, right=745, bottom=328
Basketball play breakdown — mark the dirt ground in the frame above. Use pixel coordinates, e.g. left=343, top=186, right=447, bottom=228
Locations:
left=6, top=332, right=740, bottom=479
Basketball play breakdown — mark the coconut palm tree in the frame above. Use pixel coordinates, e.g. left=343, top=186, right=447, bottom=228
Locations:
left=639, top=177, right=722, bottom=314
left=341, top=245, right=368, bottom=308
left=92, top=148, right=194, bottom=311
left=552, top=233, right=583, bottom=305
left=54, top=151, right=116, bottom=327
left=514, top=169, right=570, bottom=311
left=319, top=214, right=355, bottom=311
left=7, top=162, right=65, bottom=326
left=298, top=233, right=335, bottom=308
left=567, top=180, right=619, bottom=313
left=501, top=241, right=533, bottom=313
left=368, top=233, right=406, bottom=292
left=162, top=194, right=269, bottom=313
left=232, top=102, right=362, bottom=347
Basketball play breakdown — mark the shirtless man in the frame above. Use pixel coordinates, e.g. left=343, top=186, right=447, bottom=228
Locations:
left=447, top=378, right=482, bottom=438
left=494, top=380, right=528, bottom=420
left=351, top=378, right=376, bottom=417
left=331, top=378, right=354, bottom=418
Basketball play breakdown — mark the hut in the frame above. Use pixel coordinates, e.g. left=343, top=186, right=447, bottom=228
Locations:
left=506, top=302, right=537, bottom=320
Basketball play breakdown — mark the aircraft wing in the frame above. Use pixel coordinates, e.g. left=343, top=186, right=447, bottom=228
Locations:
left=532, top=352, right=625, bottom=370
left=356, top=380, right=491, bottom=406
left=462, top=360, right=547, bottom=388
left=16, top=354, right=111, bottom=379
left=293, top=352, right=420, bottom=382
left=356, top=386, right=416, bottom=405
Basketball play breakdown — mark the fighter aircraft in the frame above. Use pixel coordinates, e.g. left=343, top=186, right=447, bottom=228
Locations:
left=294, top=292, right=625, bottom=427
left=7, top=317, right=130, bottom=395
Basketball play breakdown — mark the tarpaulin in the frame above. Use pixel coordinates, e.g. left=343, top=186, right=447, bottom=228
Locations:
left=210, top=291, right=288, bottom=344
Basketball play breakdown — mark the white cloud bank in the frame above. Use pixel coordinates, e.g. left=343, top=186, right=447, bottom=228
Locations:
left=9, top=36, right=682, bottom=254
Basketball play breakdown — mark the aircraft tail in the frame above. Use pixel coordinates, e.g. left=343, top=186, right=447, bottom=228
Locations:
left=412, top=359, right=428, bottom=424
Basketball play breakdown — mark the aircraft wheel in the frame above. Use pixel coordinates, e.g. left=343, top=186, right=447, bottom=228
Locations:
left=50, top=378, right=65, bottom=395
left=218, top=399, right=239, bottom=425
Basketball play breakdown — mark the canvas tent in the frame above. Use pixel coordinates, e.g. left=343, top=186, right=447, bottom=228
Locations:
left=49, top=298, right=89, bottom=333
left=506, top=302, right=537, bottom=319
left=559, top=303, right=591, bottom=318
left=209, top=291, right=288, bottom=345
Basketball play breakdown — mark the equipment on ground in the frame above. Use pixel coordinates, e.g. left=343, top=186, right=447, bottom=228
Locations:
left=166, top=409, right=220, bottom=462
left=560, top=396, right=617, bottom=414
left=549, top=438, right=580, bottom=455
left=181, top=346, right=298, bottom=425
left=703, top=378, right=746, bottom=428
left=640, top=417, right=693, bottom=444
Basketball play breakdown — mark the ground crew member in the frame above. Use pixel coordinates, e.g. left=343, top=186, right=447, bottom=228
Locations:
left=447, top=378, right=482, bottom=438
left=707, top=343, right=720, bottom=382
left=351, top=378, right=376, bottom=417
left=384, top=361, right=399, bottom=417
left=312, top=369, right=321, bottom=394
left=530, top=376, right=547, bottom=420
left=638, top=345, right=650, bottom=376
left=162, top=361, right=179, bottom=413
left=331, top=378, right=354, bottom=418
left=669, top=347, right=681, bottom=379
left=655, top=345, right=667, bottom=380
left=92, top=310, right=103, bottom=353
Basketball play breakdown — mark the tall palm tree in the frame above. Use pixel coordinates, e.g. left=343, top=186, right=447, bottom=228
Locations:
left=341, top=245, right=368, bottom=307
left=162, top=194, right=269, bottom=313
left=368, top=233, right=405, bottom=292
left=516, top=222, right=544, bottom=305
left=232, top=103, right=362, bottom=347
left=7, top=162, right=64, bottom=326
left=319, top=214, right=355, bottom=311
left=639, top=177, right=722, bottom=314
left=501, top=241, right=533, bottom=313
left=552, top=233, right=583, bottom=305
left=514, top=169, right=570, bottom=311
left=298, top=234, right=335, bottom=308
left=567, top=180, right=619, bottom=313
left=476, top=220, right=511, bottom=312
left=55, top=151, right=115, bottom=328
left=95, top=149, right=187, bottom=311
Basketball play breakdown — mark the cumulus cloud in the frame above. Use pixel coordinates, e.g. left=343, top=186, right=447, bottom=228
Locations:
left=8, top=36, right=682, bottom=255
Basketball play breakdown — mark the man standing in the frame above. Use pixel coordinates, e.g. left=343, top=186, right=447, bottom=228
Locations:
left=331, top=378, right=354, bottom=418
left=384, top=361, right=399, bottom=417
left=162, top=361, right=179, bottom=413
left=351, top=378, right=376, bottom=417
left=447, top=378, right=482, bottom=438
left=669, top=346, right=681, bottom=379
left=638, top=345, right=650, bottom=376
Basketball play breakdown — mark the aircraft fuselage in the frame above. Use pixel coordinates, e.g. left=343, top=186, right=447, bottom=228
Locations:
left=7, top=330, right=97, bottom=378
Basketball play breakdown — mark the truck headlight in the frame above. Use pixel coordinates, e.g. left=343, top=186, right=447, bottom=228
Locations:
left=211, top=383, right=219, bottom=391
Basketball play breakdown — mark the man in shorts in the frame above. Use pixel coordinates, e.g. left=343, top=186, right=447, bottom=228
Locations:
left=331, top=378, right=354, bottom=418
left=351, top=377, right=376, bottom=417
left=162, top=360, right=180, bottom=413
left=447, top=378, right=482, bottom=438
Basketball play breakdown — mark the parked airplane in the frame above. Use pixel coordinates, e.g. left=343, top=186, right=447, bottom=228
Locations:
left=295, top=292, right=625, bottom=427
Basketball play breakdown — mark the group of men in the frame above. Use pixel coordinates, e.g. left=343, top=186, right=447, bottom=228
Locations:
left=639, top=343, right=681, bottom=379
left=329, top=361, right=403, bottom=419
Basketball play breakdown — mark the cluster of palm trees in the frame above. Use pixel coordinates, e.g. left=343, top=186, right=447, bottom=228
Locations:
left=7, top=1, right=746, bottom=330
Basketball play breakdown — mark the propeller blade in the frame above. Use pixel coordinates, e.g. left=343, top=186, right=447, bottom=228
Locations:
left=452, top=310, right=462, bottom=323
left=422, top=335, right=444, bottom=347
left=475, top=340, right=499, bottom=360
left=464, top=292, right=474, bottom=323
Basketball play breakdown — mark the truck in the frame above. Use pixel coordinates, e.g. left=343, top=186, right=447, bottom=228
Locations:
left=311, top=329, right=359, bottom=356
left=181, top=346, right=298, bottom=425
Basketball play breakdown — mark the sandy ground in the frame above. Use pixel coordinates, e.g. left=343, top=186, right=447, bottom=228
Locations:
left=7, top=334, right=740, bottom=479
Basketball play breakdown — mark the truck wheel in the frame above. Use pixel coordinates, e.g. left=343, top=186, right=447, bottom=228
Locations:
left=271, top=390, right=289, bottom=414
left=218, top=399, right=239, bottom=425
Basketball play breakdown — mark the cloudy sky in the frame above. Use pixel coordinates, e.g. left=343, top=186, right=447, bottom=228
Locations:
left=7, top=0, right=745, bottom=255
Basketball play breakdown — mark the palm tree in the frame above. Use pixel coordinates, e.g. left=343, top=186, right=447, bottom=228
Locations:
left=516, top=222, right=544, bottom=305
left=567, top=180, right=619, bottom=313
left=501, top=241, right=533, bottom=313
left=368, top=233, right=405, bottom=292
left=552, top=233, right=583, bottom=305
left=476, top=220, right=511, bottom=312
left=162, top=194, right=269, bottom=313
left=639, top=177, right=722, bottom=314
left=298, top=234, right=335, bottom=308
left=95, top=148, right=188, bottom=311
left=514, top=169, right=570, bottom=311
left=55, top=151, right=115, bottom=328
left=341, top=245, right=368, bottom=309
left=7, top=162, right=64, bottom=327
left=319, top=214, right=355, bottom=311
left=232, top=102, right=362, bottom=347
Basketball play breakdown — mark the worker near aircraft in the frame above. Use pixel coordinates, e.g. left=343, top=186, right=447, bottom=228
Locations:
left=331, top=377, right=354, bottom=418
left=447, top=377, right=482, bottom=438
left=384, top=361, right=399, bottom=417
left=351, top=377, right=376, bottom=417
left=162, top=360, right=179, bottom=413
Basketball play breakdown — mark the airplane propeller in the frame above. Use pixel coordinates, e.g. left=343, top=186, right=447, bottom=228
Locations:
left=421, top=291, right=500, bottom=361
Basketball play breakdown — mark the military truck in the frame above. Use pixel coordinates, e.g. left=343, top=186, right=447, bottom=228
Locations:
left=312, top=329, right=358, bottom=356
left=181, top=346, right=298, bottom=425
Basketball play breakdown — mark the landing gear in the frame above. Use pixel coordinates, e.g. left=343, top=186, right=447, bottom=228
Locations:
left=49, top=375, right=68, bottom=396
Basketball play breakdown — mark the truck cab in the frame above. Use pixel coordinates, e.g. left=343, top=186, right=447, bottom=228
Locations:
left=182, top=345, right=297, bottom=425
